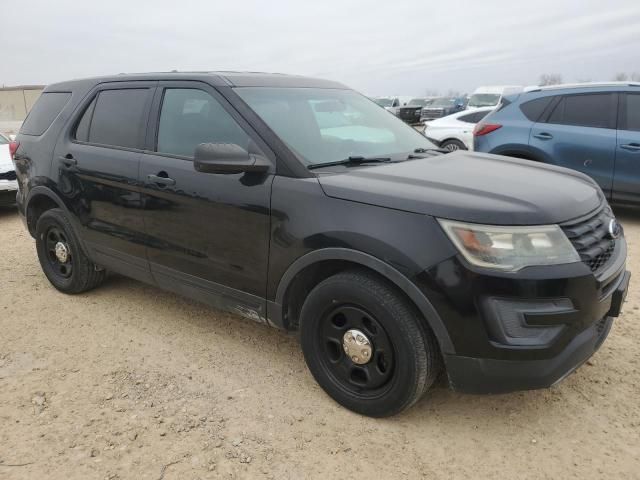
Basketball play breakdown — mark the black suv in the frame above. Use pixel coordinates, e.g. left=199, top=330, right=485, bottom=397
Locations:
left=12, top=72, right=630, bottom=417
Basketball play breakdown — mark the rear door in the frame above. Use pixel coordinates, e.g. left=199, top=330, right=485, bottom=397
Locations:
left=138, top=81, right=275, bottom=321
left=529, top=92, right=617, bottom=196
left=53, top=81, right=156, bottom=283
left=612, top=92, right=640, bottom=204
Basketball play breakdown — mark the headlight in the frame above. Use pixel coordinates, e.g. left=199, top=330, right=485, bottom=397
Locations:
left=438, top=219, right=580, bottom=271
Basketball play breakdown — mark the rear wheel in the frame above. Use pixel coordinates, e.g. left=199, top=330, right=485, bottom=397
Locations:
left=300, top=270, right=441, bottom=417
left=441, top=139, right=467, bottom=152
left=35, top=208, right=106, bottom=294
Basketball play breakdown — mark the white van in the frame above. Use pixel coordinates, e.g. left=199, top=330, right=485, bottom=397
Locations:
left=466, top=85, right=523, bottom=110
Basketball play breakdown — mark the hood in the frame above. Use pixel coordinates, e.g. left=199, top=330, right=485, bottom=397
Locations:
left=317, top=152, right=603, bottom=225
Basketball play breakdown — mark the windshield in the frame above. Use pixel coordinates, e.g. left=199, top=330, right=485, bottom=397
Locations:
left=468, top=93, right=501, bottom=108
left=236, top=87, right=437, bottom=167
left=0, top=133, right=8, bottom=144
left=408, top=98, right=428, bottom=106
left=373, top=98, right=393, bottom=107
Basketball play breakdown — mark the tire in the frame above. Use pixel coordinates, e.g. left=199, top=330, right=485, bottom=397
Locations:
left=299, top=269, right=441, bottom=417
left=35, top=208, right=106, bottom=294
left=441, top=139, right=467, bottom=152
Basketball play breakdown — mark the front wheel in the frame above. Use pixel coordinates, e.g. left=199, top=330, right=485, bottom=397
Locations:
left=300, top=270, right=441, bottom=417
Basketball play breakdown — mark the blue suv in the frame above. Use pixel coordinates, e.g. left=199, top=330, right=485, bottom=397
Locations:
left=474, top=83, right=640, bottom=204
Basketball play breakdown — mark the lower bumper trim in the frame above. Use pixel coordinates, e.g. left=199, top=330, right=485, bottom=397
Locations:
left=444, top=316, right=613, bottom=394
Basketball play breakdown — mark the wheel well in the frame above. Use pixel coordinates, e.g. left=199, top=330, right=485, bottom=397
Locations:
left=498, top=151, right=537, bottom=161
left=281, top=260, right=430, bottom=335
left=441, top=138, right=464, bottom=145
left=26, top=194, right=59, bottom=237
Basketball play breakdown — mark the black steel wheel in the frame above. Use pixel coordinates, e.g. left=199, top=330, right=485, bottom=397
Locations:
left=43, top=225, right=74, bottom=279
left=318, top=305, right=395, bottom=395
left=300, top=269, right=442, bottom=417
left=35, top=208, right=106, bottom=294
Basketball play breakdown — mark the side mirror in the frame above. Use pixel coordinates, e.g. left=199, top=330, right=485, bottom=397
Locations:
left=193, top=143, right=270, bottom=174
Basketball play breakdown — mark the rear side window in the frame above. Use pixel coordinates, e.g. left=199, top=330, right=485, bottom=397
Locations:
left=623, top=94, right=640, bottom=132
left=86, top=89, right=149, bottom=149
left=546, top=93, right=615, bottom=129
left=20, top=92, right=71, bottom=136
left=74, top=97, right=97, bottom=142
left=459, top=111, right=489, bottom=123
left=520, top=96, right=554, bottom=121
left=156, top=88, right=250, bottom=158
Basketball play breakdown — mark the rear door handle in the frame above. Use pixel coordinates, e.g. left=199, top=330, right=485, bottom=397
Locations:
left=620, top=143, right=640, bottom=152
left=533, top=132, right=553, bottom=140
left=147, top=173, right=176, bottom=187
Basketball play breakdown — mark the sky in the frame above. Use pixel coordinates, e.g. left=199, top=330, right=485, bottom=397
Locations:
left=2, top=0, right=640, bottom=96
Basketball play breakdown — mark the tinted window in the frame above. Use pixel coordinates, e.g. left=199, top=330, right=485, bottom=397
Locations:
left=20, top=92, right=71, bottom=136
left=89, top=89, right=149, bottom=148
left=0, top=133, right=8, bottom=144
left=624, top=94, right=640, bottom=132
left=547, top=93, right=614, bottom=129
left=459, top=111, right=489, bottom=123
left=157, top=89, right=250, bottom=157
left=520, top=97, right=554, bottom=121
left=74, top=97, right=97, bottom=142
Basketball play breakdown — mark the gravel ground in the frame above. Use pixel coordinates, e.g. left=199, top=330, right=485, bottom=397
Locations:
left=1, top=206, right=639, bottom=479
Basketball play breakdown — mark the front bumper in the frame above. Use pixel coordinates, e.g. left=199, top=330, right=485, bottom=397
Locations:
left=419, top=236, right=630, bottom=394
left=0, top=180, right=18, bottom=206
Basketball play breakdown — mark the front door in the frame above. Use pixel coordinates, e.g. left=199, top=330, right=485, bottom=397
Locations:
left=529, top=92, right=617, bottom=197
left=138, top=82, right=275, bottom=322
left=53, top=82, right=156, bottom=283
left=613, top=93, right=640, bottom=204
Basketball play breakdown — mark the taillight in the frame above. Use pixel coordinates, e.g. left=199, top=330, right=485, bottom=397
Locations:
left=473, top=123, right=502, bottom=137
left=9, top=141, right=19, bottom=160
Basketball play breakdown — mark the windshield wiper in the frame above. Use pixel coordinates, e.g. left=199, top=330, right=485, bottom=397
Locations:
left=307, top=156, right=392, bottom=170
left=407, top=147, right=448, bottom=159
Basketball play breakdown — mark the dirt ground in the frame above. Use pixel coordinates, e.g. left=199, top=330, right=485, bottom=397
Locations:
left=0, top=206, right=639, bottom=480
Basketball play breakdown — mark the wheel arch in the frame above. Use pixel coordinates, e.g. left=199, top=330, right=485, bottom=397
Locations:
left=24, top=187, right=89, bottom=259
left=269, top=248, right=454, bottom=354
left=25, top=187, right=69, bottom=237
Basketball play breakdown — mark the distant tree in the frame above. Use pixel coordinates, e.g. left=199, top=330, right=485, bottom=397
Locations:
left=539, top=74, right=563, bottom=86
left=613, top=72, right=629, bottom=81
left=632, top=72, right=640, bottom=82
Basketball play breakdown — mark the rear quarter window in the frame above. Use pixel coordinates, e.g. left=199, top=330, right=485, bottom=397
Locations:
left=20, top=92, right=71, bottom=136
left=519, top=96, right=554, bottom=121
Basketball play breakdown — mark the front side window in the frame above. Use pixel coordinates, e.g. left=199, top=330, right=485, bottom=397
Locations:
left=624, top=94, right=640, bottom=132
left=156, top=89, right=250, bottom=158
left=88, top=89, right=149, bottom=148
left=235, top=87, right=438, bottom=167
left=546, top=93, right=614, bottom=129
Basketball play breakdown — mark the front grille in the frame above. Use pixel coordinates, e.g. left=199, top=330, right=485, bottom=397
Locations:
left=0, top=170, right=16, bottom=181
left=399, top=108, right=421, bottom=121
left=561, top=206, right=616, bottom=273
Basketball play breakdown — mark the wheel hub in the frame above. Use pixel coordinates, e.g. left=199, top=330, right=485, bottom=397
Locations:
left=342, top=329, right=372, bottom=365
left=54, top=242, right=69, bottom=263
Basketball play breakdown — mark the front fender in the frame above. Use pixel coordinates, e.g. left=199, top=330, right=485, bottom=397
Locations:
left=270, top=247, right=455, bottom=354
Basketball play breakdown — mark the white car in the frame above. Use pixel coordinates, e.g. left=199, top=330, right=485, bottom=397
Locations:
left=423, top=107, right=494, bottom=151
left=0, top=132, right=18, bottom=206
left=467, top=85, right=523, bottom=110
